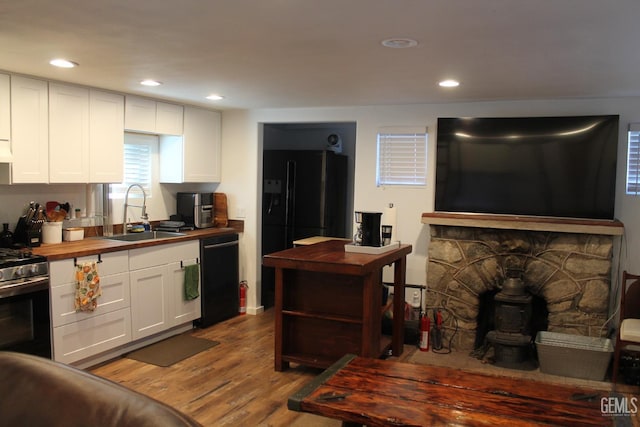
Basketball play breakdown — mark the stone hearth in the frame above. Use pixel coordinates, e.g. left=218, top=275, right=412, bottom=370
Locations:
left=425, top=225, right=613, bottom=351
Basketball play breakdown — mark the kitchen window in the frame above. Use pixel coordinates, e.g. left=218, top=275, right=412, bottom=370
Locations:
left=627, top=125, right=640, bottom=196
left=110, top=133, right=154, bottom=198
left=376, top=127, right=428, bottom=186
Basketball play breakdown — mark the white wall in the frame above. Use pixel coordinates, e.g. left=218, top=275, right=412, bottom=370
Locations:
left=218, top=98, right=640, bottom=313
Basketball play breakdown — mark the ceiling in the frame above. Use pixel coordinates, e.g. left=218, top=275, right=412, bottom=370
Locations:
left=2, top=1, right=640, bottom=110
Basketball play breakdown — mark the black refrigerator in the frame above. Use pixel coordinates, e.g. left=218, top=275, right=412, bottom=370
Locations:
left=261, top=150, right=348, bottom=307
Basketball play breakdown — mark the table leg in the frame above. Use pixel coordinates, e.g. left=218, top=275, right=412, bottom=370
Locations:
left=274, top=267, right=288, bottom=371
left=392, top=256, right=406, bottom=356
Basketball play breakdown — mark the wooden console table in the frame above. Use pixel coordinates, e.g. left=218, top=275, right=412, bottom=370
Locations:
left=289, top=354, right=626, bottom=426
left=263, top=239, right=412, bottom=371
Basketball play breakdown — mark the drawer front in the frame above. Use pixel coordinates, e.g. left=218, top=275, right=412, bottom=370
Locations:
left=53, top=308, right=132, bottom=364
left=50, top=251, right=129, bottom=286
left=129, top=240, right=198, bottom=270
left=51, top=272, right=130, bottom=327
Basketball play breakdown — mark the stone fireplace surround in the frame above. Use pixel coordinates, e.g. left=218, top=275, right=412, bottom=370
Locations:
left=422, top=213, right=623, bottom=351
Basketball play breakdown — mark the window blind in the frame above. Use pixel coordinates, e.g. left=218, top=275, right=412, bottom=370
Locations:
left=376, top=127, right=428, bottom=186
left=110, top=142, right=152, bottom=198
left=627, top=124, right=640, bottom=195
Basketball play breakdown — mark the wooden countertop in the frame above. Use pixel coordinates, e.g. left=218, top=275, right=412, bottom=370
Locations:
left=263, top=239, right=412, bottom=276
left=32, top=227, right=238, bottom=261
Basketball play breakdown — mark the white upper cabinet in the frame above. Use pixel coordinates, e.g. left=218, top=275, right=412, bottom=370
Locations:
left=159, top=106, right=221, bottom=183
left=10, top=75, right=49, bottom=183
left=0, top=74, right=11, bottom=168
left=125, top=95, right=183, bottom=135
left=3, top=74, right=216, bottom=185
left=124, top=95, right=155, bottom=132
left=156, top=101, right=183, bottom=135
left=49, top=84, right=124, bottom=183
left=49, top=83, right=90, bottom=183
left=89, top=90, right=124, bottom=183
left=0, top=73, right=9, bottom=142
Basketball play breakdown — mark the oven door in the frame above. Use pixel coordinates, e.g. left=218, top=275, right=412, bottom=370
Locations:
left=0, top=278, right=51, bottom=358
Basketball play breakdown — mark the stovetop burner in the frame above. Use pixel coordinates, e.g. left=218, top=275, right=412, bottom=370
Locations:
left=0, top=248, right=45, bottom=265
left=0, top=248, right=48, bottom=286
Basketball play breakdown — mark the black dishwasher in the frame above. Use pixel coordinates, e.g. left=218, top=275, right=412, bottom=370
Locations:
left=196, top=233, right=239, bottom=328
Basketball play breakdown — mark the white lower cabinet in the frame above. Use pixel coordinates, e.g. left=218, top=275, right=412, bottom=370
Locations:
left=129, top=265, right=171, bottom=339
left=129, top=241, right=200, bottom=340
left=50, top=251, right=131, bottom=364
left=170, top=259, right=201, bottom=325
left=49, top=240, right=201, bottom=365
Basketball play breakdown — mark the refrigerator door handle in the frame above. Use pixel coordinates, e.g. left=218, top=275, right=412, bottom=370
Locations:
left=285, top=160, right=296, bottom=248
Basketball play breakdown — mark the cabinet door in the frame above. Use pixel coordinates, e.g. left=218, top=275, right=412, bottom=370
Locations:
left=0, top=73, right=9, bottom=142
left=10, top=76, right=49, bottom=183
left=49, top=83, right=90, bottom=183
left=130, top=265, right=171, bottom=340
left=89, top=90, right=124, bottom=182
left=124, top=95, right=156, bottom=133
left=0, top=74, right=10, bottom=170
left=182, top=106, right=221, bottom=182
left=156, top=102, right=183, bottom=135
left=169, top=259, right=201, bottom=326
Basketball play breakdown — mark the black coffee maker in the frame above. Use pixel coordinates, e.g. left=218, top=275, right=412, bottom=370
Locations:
left=355, top=211, right=382, bottom=247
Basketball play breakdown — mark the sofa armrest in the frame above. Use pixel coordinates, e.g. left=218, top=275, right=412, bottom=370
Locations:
left=0, top=352, right=202, bottom=427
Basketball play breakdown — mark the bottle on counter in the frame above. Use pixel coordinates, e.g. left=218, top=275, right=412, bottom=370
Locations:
left=0, top=223, right=14, bottom=248
left=142, top=214, right=151, bottom=231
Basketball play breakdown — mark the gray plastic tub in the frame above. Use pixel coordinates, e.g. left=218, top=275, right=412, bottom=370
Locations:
left=535, top=331, right=613, bottom=381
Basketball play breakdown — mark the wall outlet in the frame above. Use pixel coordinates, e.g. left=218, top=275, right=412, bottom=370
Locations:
left=236, top=206, right=246, bottom=218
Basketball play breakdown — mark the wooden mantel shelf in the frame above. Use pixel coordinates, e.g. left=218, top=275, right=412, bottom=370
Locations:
left=421, top=212, right=624, bottom=236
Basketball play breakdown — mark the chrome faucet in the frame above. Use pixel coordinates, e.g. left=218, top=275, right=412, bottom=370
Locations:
left=123, top=184, right=147, bottom=234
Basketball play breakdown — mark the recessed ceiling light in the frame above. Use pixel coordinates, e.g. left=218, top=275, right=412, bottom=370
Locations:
left=140, top=79, right=162, bottom=87
left=381, top=38, right=418, bottom=49
left=439, top=79, right=460, bottom=88
left=50, top=58, right=78, bottom=68
left=206, top=94, right=225, bottom=101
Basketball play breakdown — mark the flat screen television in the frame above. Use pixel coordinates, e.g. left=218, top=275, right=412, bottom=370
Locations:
left=434, top=115, right=619, bottom=220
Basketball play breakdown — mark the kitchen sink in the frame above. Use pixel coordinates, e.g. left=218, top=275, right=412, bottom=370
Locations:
left=102, top=231, right=186, bottom=242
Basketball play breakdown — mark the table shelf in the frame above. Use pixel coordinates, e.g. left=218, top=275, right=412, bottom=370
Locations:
left=282, top=310, right=363, bottom=325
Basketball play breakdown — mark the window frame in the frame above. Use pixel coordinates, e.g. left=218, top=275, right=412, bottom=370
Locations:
left=376, top=126, right=428, bottom=187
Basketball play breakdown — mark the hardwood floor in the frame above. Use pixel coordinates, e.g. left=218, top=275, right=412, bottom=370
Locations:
left=91, top=309, right=405, bottom=426
left=90, top=310, right=638, bottom=426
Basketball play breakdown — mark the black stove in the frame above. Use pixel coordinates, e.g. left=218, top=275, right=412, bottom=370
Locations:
left=0, top=248, right=48, bottom=297
left=0, top=247, right=51, bottom=359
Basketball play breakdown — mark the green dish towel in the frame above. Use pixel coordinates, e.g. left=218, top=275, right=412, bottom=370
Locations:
left=184, top=264, right=200, bottom=300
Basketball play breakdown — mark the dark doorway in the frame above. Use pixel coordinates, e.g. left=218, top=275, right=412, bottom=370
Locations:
left=260, top=122, right=356, bottom=308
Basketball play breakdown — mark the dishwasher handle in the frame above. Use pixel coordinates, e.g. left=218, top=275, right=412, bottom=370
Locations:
left=203, top=241, right=238, bottom=250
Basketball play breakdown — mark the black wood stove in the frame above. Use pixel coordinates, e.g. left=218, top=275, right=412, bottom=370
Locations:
left=486, top=269, right=537, bottom=370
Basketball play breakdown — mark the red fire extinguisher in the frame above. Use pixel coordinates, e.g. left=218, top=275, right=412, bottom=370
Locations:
left=239, top=281, right=248, bottom=315
left=419, top=313, right=430, bottom=352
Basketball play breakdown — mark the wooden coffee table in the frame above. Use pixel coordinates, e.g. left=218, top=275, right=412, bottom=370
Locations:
left=289, top=354, right=632, bottom=426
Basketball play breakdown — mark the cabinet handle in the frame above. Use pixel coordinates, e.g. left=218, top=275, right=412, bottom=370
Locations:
left=203, top=241, right=238, bottom=249
left=179, top=258, right=199, bottom=269
left=74, top=254, right=102, bottom=267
